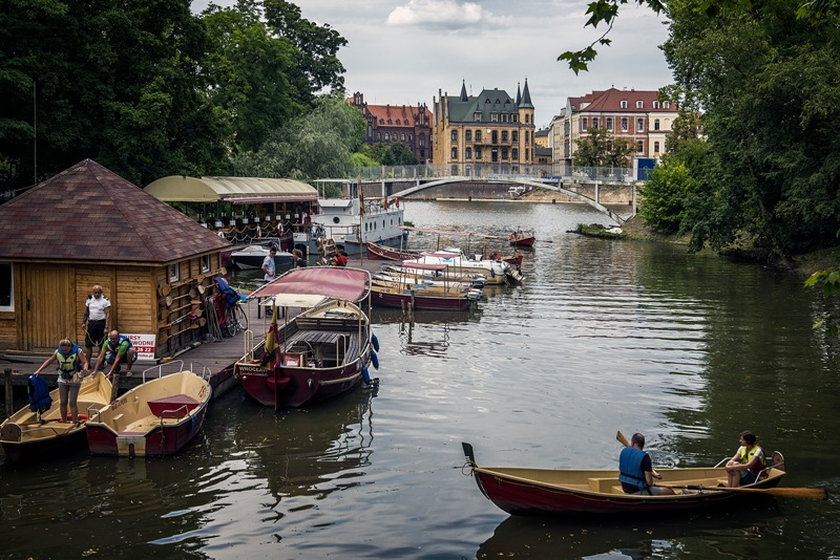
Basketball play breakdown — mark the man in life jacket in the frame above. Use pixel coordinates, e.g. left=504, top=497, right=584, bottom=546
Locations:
left=33, top=338, right=90, bottom=424
left=93, top=330, right=138, bottom=378
left=618, top=432, right=676, bottom=495
left=725, top=431, right=766, bottom=487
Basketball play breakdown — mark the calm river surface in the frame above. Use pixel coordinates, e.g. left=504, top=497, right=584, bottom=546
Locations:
left=3, top=200, right=840, bottom=559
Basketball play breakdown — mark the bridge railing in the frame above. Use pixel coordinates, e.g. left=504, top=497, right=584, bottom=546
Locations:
left=349, top=163, right=636, bottom=183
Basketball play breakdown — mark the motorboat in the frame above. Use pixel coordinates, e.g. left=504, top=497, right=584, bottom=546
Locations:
left=229, top=239, right=295, bottom=271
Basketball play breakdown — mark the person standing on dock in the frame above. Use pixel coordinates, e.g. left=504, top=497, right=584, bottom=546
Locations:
left=83, top=284, right=111, bottom=359
left=262, top=246, right=277, bottom=282
left=93, top=330, right=138, bottom=378
left=33, top=338, right=90, bottom=424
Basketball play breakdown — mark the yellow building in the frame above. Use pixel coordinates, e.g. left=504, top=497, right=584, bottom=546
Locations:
left=432, top=80, right=536, bottom=174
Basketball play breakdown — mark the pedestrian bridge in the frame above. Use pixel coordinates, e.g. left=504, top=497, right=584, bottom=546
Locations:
left=317, top=163, right=638, bottom=225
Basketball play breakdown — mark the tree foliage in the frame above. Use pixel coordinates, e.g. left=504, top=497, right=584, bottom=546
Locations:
left=573, top=126, right=632, bottom=168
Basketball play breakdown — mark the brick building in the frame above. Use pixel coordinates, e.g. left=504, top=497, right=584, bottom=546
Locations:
left=348, top=92, right=433, bottom=163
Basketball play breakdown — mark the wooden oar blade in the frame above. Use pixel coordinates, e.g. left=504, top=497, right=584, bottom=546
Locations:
left=763, top=486, right=827, bottom=499
left=616, top=431, right=630, bottom=447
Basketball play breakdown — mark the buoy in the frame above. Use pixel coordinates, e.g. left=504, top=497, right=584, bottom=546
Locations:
left=362, top=365, right=371, bottom=384
left=370, top=351, right=379, bottom=370
left=371, top=333, right=380, bottom=352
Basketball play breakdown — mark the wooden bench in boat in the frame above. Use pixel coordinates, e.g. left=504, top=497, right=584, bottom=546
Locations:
left=588, top=476, right=728, bottom=494
left=147, top=394, right=200, bottom=419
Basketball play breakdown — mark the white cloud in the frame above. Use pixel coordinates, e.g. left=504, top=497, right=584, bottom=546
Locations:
left=386, top=0, right=508, bottom=29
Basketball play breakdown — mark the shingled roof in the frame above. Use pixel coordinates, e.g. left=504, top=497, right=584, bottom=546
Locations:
left=0, top=159, right=230, bottom=264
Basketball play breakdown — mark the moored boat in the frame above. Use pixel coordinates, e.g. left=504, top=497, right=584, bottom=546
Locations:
left=234, top=266, right=378, bottom=409
left=407, top=249, right=524, bottom=285
left=85, top=369, right=211, bottom=457
left=462, top=442, right=795, bottom=516
left=365, top=240, right=419, bottom=260
left=0, top=371, right=113, bottom=464
left=370, top=283, right=478, bottom=311
left=508, top=230, right=536, bottom=247
left=230, top=239, right=295, bottom=271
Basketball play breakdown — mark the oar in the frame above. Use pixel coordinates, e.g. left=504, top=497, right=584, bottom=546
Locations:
left=617, top=430, right=827, bottom=500
left=159, top=317, right=207, bottom=344
left=659, top=484, right=827, bottom=500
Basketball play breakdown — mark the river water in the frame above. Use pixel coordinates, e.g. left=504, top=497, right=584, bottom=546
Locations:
left=2, top=200, right=840, bottom=559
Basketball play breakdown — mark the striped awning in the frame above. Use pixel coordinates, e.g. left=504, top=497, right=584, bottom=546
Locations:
left=144, top=176, right=318, bottom=203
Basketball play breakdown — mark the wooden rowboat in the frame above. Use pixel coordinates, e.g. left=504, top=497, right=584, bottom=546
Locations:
left=0, top=371, right=112, bottom=464
left=365, top=240, right=419, bottom=261
left=462, top=442, right=798, bottom=516
left=508, top=231, right=536, bottom=247
left=85, top=370, right=211, bottom=457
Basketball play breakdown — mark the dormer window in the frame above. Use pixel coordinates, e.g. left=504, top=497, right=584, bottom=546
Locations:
left=620, top=100, right=628, bottom=109
left=636, top=100, right=644, bottom=109
left=652, top=101, right=660, bottom=109
left=663, top=101, right=670, bottom=109
left=474, top=112, right=482, bottom=121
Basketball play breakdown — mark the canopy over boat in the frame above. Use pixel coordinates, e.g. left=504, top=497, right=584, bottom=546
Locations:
left=250, top=266, right=372, bottom=303
left=144, top=175, right=318, bottom=204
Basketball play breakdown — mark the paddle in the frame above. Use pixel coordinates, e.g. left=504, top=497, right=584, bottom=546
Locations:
left=616, top=430, right=827, bottom=500
left=658, top=484, right=827, bottom=499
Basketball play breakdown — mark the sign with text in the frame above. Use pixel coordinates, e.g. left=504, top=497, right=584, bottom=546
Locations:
left=125, top=333, right=156, bottom=360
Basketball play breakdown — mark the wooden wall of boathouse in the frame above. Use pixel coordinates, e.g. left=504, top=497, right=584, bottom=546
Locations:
left=0, top=252, right=223, bottom=360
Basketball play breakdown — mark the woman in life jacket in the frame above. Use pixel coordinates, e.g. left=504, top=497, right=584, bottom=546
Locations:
left=725, top=430, right=766, bottom=487
left=33, top=338, right=90, bottom=425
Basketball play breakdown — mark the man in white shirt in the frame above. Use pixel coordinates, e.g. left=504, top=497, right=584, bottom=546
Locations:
left=83, top=284, right=111, bottom=358
left=262, top=247, right=277, bottom=282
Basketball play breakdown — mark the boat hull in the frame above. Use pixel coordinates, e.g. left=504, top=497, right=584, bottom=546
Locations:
left=85, top=372, right=211, bottom=457
left=471, top=466, right=785, bottom=516
left=509, top=236, right=535, bottom=247
left=370, top=287, right=473, bottom=310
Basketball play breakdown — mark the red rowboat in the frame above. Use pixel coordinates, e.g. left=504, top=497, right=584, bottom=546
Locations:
left=85, top=370, right=211, bottom=457
left=462, top=442, right=795, bottom=516
left=508, top=231, right=536, bottom=247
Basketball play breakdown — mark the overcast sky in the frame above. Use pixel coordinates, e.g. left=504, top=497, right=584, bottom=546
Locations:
left=193, top=0, right=674, bottom=128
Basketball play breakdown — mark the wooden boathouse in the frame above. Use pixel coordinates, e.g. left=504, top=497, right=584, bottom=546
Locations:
left=0, top=159, right=230, bottom=362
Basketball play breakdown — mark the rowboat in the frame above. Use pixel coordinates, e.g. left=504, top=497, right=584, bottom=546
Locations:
left=234, top=266, right=378, bottom=409
left=0, top=371, right=112, bottom=464
left=508, top=230, right=536, bottom=247
left=365, top=240, right=419, bottom=261
left=370, top=262, right=482, bottom=311
left=85, top=369, right=211, bottom=457
left=405, top=249, right=523, bottom=285
left=382, top=263, right=487, bottom=287
left=462, top=442, right=795, bottom=516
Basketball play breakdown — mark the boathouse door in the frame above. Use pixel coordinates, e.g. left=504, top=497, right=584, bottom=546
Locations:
left=19, top=264, right=76, bottom=351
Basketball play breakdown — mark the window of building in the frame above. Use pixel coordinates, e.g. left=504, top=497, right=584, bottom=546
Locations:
left=636, top=141, right=644, bottom=153
left=451, top=165, right=458, bottom=174
left=606, top=117, right=613, bottom=130
left=465, top=130, right=472, bottom=141
left=375, top=133, right=381, bottom=141
left=636, top=118, right=644, bottom=131
left=512, top=148, right=518, bottom=160
left=475, top=130, right=482, bottom=142
left=379, top=118, right=384, bottom=124
left=654, top=141, right=660, bottom=153
left=451, top=130, right=457, bottom=142
left=636, top=100, right=643, bottom=108
left=200, top=255, right=210, bottom=273
left=490, top=113, right=499, bottom=122
left=501, top=130, right=508, bottom=142
left=654, top=119, right=660, bottom=131
left=419, top=134, right=425, bottom=146
left=168, top=263, right=180, bottom=283
left=466, top=147, right=472, bottom=159
left=501, top=148, right=509, bottom=160
left=512, top=114, right=518, bottom=122
left=592, top=117, right=599, bottom=129
left=512, top=130, right=518, bottom=142
left=620, top=99, right=628, bottom=109
left=475, top=147, right=482, bottom=159
left=384, top=133, right=390, bottom=141
left=663, top=101, right=670, bottom=109
left=525, top=148, right=529, bottom=160
left=451, top=147, right=457, bottom=159
left=0, top=263, right=13, bottom=311
left=621, top=117, right=628, bottom=131
left=580, top=117, right=588, bottom=131
left=401, top=133, right=405, bottom=141
left=474, top=112, right=482, bottom=121
left=525, top=131, right=529, bottom=142
left=652, top=101, right=659, bottom=109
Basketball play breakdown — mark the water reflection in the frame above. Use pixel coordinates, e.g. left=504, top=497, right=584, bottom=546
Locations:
left=372, top=307, right=481, bottom=357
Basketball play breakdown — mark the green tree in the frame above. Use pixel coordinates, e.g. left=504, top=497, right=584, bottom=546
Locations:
left=573, top=126, right=631, bottom=168
left=381, top=143, right=418, bottom=166
left=638, top=159, right=696, bottom=234
left=233, top=94, right=366, bottom=180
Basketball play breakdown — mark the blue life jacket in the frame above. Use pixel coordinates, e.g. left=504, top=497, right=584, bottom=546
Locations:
left=27, top=374, right=52, bottom=413
left=618, top=446, right=648, bottom=490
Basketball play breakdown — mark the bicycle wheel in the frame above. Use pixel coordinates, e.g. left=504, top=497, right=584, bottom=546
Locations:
left=233, top=304, right=248, bottom=332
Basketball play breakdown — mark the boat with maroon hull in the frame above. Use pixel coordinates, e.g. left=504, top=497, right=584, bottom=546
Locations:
left=234, top=267, right=378, bottom=409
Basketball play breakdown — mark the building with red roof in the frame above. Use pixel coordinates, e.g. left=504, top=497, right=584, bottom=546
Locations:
left=549, top=87, right=680, bottom=169
left=348, top=93, right=433, bottom=163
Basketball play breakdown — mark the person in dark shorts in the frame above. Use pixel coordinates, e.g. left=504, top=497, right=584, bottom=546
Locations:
left=725, top=431, right=766, bottom=487
left=83, top=284, right=111, bottom=359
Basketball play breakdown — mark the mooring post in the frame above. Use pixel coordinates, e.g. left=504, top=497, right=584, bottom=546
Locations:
left=4, top=368, right=13, bottom=418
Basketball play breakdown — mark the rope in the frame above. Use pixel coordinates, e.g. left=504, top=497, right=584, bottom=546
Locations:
left=205, top=297, right=224, bottom=342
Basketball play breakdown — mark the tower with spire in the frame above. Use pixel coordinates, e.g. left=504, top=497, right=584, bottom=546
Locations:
left=432, top=78, right=536, bottom=169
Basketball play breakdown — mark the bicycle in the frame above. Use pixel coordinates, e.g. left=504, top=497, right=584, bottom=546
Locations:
left=221, top=300, right=248, bottom=337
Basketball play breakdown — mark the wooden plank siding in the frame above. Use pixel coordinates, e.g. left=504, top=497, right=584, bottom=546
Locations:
left=0, top=252, right=224, bottom=360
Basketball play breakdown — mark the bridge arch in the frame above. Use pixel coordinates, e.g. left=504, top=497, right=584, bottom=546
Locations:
left=389, top=176, right=629, bottom=225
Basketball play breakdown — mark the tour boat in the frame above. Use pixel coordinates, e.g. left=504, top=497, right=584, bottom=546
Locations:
left=0, top=371, right=112, bottom=464
left=234, top=267, right=378, bottom=409
left=85, top=370, right=211, bottom=457
left=460, top=443, right=814, bottom=516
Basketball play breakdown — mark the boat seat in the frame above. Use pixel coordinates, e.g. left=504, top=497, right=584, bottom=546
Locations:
left=111, top=413, right=125, bottom=430
left=588, top=477, right=619, bottom=493
left=147, top=394, right=200, bottom=419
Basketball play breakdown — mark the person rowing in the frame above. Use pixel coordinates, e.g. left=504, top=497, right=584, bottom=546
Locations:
left=618, top=432, right=676, bottom=495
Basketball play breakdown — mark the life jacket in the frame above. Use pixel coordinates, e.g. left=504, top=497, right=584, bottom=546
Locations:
left=618, top=446, right=648, bottom=490
left=27, top=374, right=52, bottom=412
left=55, top=344, right=83, bottom=379
left=739, top=445, right=766, bottom=476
